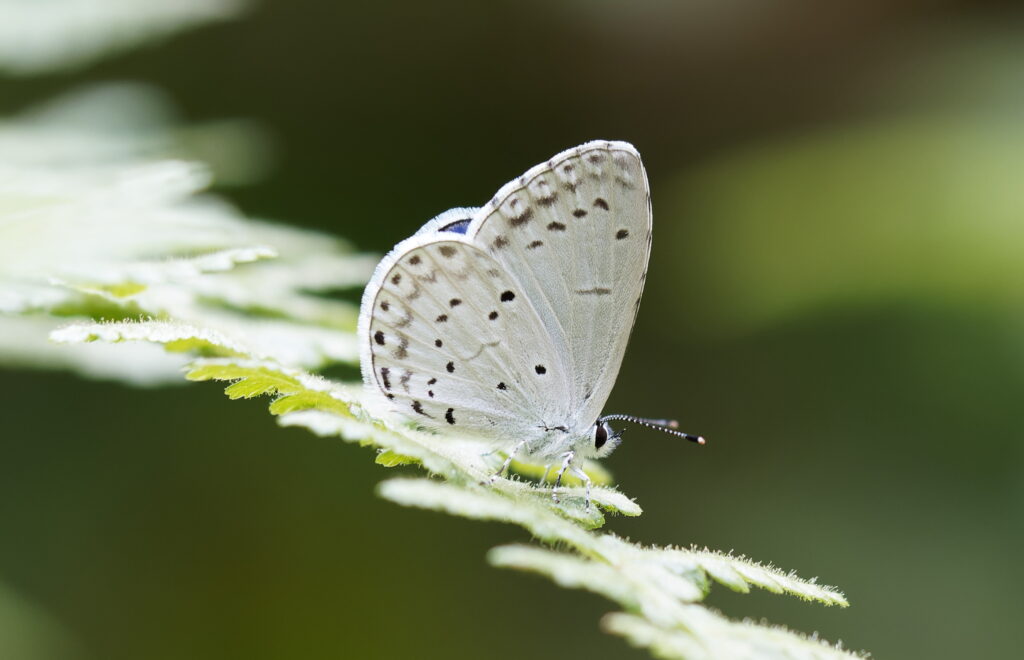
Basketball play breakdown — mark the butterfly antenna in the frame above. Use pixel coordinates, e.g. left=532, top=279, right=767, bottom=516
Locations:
left=599, top=415, right=706, bottom=445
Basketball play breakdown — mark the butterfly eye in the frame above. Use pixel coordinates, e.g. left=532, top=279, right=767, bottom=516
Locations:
left=594, top=423, right=608, bottom=449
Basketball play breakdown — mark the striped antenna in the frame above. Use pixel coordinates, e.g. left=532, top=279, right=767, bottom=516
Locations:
left=599, top=415, right=706, bottom=445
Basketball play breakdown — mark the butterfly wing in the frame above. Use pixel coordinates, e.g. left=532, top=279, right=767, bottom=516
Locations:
left=359, top=234, right=571, bottom=440
left=468, top=141, right=651, bottom=431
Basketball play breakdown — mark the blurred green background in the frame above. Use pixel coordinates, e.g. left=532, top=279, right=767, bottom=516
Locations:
left=3, top=1, right=1024, bottom=657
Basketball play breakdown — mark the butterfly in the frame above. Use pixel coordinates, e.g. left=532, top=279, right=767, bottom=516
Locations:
left=358, top=140, right=703, bottom=505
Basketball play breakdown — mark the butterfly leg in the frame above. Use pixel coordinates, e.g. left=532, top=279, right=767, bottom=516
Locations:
left=487, top=438, right=529, bottom=483
left=551, top=451, right=575, bottom=503
left=569, top=465, right=593, bottom=511
left=538, top=463, right=553, bottom=486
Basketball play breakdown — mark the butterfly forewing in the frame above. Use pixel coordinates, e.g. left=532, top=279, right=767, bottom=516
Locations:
left=365, top=239, right=570, bottom=438
left=469, top=141, right=651, bottom=431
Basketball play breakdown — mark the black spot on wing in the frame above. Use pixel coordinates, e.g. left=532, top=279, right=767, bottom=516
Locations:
left=374, top=330, right=385, bottom=345
left=535, top=365, right=546, bottom=375
left=594, top=198, right=609, bottom=210
left=527, top=240, right=543, bottom=249
left=411, top=401, right=432, bottom=418
left=445, top=408, right=456, bottom=425
left=446, top=361, right=455, bottom=373
left=380, top=367, right=392, bottom=390
left=488, top=311, right=498, bottom=320
left=508, top=198, right=533, bottom=227
left=547, top=221, right=566, bottom=231
left=500, top=290, right=515, bottom=302
left=572, top=209, right=587, bottom=218
left=616, top=229, right=629, bottom=239
left=510, top=208, right=533, bottom=226
left=560, top=163, right=578, bottom=191
left=436, top=314, right=448, bottom=323
left=439, top=245, right=457, bottom=258
left=531, top=178, right=559, bottom=208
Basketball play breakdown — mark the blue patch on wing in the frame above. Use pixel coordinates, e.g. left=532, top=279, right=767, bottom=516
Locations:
left=439, top=219, right=471, bottom=234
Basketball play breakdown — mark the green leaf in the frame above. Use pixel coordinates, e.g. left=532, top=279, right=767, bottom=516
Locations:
left=510, top=456, right=614, bottom=487
left=186, top=360, right=353, bottom=418
left=375, top=450, right=420, bottom=467
left=379, top=478, right=852, bottom=658
left=96, top=281, right=147, bottom=298
left=52, top=320, right=248, bottom=357
left=0, top=1, right=249, bottom=75
left=603, top=612, right=863, bottom=660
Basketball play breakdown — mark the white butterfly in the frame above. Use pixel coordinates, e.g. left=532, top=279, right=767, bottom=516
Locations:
left=358, top=140, right=702, bottom=504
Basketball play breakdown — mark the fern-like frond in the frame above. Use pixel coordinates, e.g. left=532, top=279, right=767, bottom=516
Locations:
left=0, top=0, right=249, bottom=76
left=604, top=612, right=862, bottom=660
left=376, top=478, right=854, bottom=658
left=1, top=100, right=370, bottom=378
left=47, top=291, right=864, bottom=659
left=183, top=358, right=640, bottom=525
left=52, top=320, right=249, bottom=358
left=3, top=63, right=865, bottom=656
left=1, top=315, right=188, bottom=385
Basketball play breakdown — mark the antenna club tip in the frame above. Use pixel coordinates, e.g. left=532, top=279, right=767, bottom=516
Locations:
left=696, top=436, right=706, bottom=445
left=667, top=420, right=679, bottom=429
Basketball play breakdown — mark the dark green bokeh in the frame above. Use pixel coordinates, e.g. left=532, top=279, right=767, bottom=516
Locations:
left=3, top=1, right=1024, bottom=658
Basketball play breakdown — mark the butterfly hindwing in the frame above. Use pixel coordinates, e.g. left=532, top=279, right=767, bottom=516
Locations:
left=364, top=239, right=570, bottom=439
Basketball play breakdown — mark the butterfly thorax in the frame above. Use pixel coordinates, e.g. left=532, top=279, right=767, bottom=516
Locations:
left=520, top=423, right=587, bottom=462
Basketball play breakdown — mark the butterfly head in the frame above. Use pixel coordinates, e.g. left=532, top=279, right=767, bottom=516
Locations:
left=584, top=419, right=622, bottom=459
